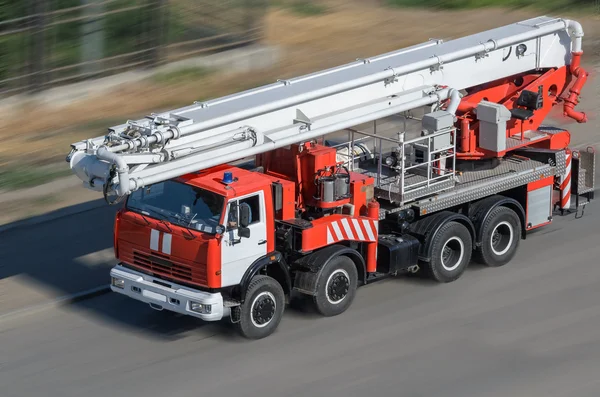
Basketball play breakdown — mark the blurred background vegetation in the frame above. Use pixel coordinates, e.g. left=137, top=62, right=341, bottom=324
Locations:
left=1, top=0, right=597, bottom=97
left=386, top=0, right=597, bottom=9
left=0, top=0, right=597, bottom=221
left=0, top=0, right=267, bottom=95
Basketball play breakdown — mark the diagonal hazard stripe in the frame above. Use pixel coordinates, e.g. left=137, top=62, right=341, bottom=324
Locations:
left=351, top=218, right=365, bottom=240
left=340, top=218, right=355, bottom=240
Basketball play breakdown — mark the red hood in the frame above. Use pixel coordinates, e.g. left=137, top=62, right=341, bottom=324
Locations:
left=115, top=210, right=222, bottom=288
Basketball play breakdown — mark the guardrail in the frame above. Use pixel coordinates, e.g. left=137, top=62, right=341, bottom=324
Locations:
left=324, top=121, right=457, bottom=206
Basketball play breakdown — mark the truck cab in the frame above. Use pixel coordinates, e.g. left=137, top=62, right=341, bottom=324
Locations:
left=110, top=164, right=282, bottom=323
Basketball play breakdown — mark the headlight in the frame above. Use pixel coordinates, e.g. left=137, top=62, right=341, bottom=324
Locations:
left=111, top=277, right=125, bottom=289
left=190, top=301, right=212, bottom=314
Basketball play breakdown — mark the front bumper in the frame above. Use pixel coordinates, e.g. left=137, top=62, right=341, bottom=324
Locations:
left=110, top=264, right=225, bottom=321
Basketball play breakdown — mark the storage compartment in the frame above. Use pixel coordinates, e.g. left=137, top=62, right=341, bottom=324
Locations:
left=527, top=184, right=552, bottom=228
left=376, top=234, right=420, bottom=274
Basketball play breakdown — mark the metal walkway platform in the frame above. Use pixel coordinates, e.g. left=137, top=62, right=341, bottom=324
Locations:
left=378, top=155, right=561, bottom=218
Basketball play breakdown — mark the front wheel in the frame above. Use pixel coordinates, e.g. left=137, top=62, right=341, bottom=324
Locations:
left=234, top=275, right=285, bottom=339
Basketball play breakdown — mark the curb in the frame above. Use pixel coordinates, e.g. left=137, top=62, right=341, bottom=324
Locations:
left=0, top=285, right=111, bottom=322
left=0, top=198, right=107, bottom=235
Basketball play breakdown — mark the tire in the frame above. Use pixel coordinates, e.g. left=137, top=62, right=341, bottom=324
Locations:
left=475, top=206, right=521, bottom=267
left=313, top=255, right=358, bottom=317
left=426, top=221, right=472, bottom=283
left=234, top=275, right=285, bottom=340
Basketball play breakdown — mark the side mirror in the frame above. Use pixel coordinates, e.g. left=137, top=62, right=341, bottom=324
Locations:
left=240, top=203, right=251, bottom=228
left=239, top=226, right=250, bottom=238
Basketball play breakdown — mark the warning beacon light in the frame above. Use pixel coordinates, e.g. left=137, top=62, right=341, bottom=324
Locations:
left=222, top=171, right=234, bottom=184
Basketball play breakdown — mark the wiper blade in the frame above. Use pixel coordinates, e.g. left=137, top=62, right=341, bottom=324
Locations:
left=182, top=225, right=197, bottom=240
left=158, top=218, right=173, bottom=233
left=138, top=212, right=151, bottom=225
left=141, top=207, right=173, bottom=232
left=172, top=213, right=197, bottom=240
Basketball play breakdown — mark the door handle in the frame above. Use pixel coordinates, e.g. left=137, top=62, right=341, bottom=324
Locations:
left=258, top=239, right=267, bottom=245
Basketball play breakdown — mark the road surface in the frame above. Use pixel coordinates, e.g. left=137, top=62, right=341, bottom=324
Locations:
left=2, top=186, right=600, bottom=396
left=0, top=201, right=118, bottom=314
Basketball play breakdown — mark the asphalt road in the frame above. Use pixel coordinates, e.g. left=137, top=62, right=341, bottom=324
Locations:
left=2, top=188, right=600, bottom=397
left=0, top=200, right=118, bottom=313
left=2, top=63, right=599, bottom=397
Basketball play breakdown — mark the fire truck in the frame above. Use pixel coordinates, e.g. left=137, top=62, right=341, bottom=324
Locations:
left=67, top=17, right=595, bottom=339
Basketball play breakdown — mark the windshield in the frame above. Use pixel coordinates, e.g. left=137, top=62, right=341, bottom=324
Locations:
left=126, top=180, right=225, bottom=234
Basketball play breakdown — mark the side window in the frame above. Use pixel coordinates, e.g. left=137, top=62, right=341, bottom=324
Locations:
left=226, top=194, right=261, bottom=231
left=239, top=195, right=261, bottom=224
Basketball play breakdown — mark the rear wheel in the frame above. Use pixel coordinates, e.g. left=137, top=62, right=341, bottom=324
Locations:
left=475, top=206, right=521, bottom=267
left=426, top=221, right=472, bottom=283
left=235, top=275, right=285, bottom=339
left=313, top=255, right=358, bottom=316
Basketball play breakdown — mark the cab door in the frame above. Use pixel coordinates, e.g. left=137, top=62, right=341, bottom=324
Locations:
left=221, top=191, right=268, bottom=287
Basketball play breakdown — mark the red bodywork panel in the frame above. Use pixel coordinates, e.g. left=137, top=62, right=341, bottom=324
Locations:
left=349, top=173, right=375, bottom=217
left=301, top=214, right=378, bottom=251
left=257, top=173, right=296, bottom=221
left=455, top=66, right=573, bottom=159
left=115, top=165, right=277, bottom=289
left=178, top=164, right=273, bottom=199
left=115, top=144, right=375, bottom=289
left=527, top=175, right=554, bottom=192
left=256, top=142, right=373, bottom=215
left=116, top=210, right=221, bottom=288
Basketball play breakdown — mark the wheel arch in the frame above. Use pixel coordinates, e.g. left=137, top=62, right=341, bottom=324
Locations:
left=469, top=195, right=526, bottom=246
left=238, top=252, right=292, bottom=302
left=292, top=244, right=366, bottom=296
left=409, top=211, right=476, bottom=262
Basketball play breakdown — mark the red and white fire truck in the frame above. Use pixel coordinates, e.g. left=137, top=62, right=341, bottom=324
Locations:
left=68, top=16, right=595, bottom=339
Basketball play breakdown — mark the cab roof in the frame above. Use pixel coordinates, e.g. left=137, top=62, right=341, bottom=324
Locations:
left=176, top=164, right=273, bottom=198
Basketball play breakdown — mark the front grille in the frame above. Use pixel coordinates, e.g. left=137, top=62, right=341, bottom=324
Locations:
left=117, top=239, right=208, bottom=286
left=133, top=250, right=193, bottom=281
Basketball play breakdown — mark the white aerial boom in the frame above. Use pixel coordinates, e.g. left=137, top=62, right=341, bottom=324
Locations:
left=67, top=16, right=584, bottom=200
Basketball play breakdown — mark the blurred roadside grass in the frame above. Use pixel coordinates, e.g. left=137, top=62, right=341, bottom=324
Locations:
left=386, top=0, right=597, bottom=11
left=0, top=166, right=72, bottom=191
left=272, top=0, right=329, bottom=16
left=152, top=67, right=215, bottom=85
